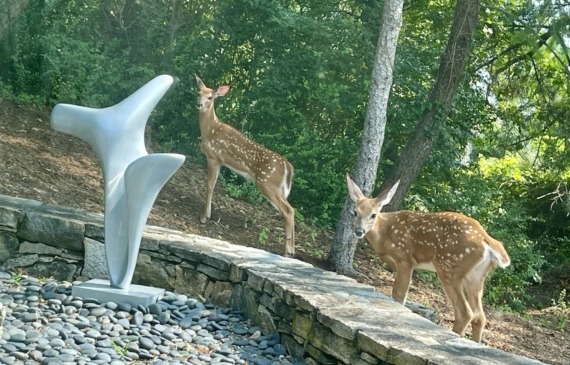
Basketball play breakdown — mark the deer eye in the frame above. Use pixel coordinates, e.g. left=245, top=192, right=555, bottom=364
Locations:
left=352, top=210, right=357, bottom=217
left=208, top=96, right=213, bottom=100
left=370, top=213, right=377, bottom=219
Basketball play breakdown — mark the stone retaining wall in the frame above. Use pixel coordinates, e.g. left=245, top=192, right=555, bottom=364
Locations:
left=0, top=194, right=546, bottom=365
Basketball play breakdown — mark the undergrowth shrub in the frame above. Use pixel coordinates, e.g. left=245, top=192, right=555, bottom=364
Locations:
left=276, top=129, right=357, bottom=229
left=486, top=203, right=545, bottom=310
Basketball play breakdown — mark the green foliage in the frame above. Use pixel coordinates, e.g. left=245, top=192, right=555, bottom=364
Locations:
left=10, top=272, right=22, bottom=288
left=258, top=226, right=270, bottom=245
left=485, top=202, right=545, bottom=310
left=282, top=129, right=358, bottom=228
left=111, top=336, right=140, bottom=357
left=541, top=237, right=570, bottom=271
left=4, top=0, right=157, bottom=108
left=222, top=173, right=264, bottom=205
left=551, top=289, right=569, bottom=330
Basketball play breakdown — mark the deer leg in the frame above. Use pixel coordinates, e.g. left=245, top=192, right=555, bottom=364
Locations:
left=392, top=263, right=413, bottom=304
left=464, top=275, right=488, bottom=343
left=201, top=159, right=220, bottom=224
left=257, top=186, right=295, bottom=257
left=438, top=272, right=473, bottom=338
left=279, top=197, right=295, bottom=257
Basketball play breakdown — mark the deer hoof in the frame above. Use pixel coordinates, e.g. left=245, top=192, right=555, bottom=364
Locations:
left=200, top=216, right=208, bottom=224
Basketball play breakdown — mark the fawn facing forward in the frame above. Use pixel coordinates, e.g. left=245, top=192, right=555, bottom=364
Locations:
left=195, top=75, right=295, bottom=257
left=346, top=175, right=510, bottom=343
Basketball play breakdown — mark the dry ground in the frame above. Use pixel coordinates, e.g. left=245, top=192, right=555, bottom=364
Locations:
left=0, top=99, right=569, bottom=365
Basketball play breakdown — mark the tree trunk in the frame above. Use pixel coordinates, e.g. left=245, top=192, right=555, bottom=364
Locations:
left=0, top=0, right=30, bottom=41
left=326, top=0, right=405, bottom=275
left=381, top=0, right=481, bottom=211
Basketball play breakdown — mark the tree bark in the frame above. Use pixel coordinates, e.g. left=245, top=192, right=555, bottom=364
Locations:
left=326, top=0, right=405, bottom=275
left=0, top=0, right=30, bottom=41
left=381, top=0, right=481, bottom=211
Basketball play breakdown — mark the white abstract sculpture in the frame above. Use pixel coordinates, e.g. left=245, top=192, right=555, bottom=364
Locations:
left=50, top=75, right=185, bottom=290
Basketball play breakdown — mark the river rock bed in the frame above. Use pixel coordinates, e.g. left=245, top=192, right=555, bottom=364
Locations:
left=0, top=271, right=306, bottom=365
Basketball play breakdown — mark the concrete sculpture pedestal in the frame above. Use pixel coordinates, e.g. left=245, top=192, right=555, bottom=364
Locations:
left=50, top=75, right=185, bottom=306
left=72, top=279, right=164, bottom=307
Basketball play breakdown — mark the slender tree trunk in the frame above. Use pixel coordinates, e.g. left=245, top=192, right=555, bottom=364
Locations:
left=381, top=0, right=481, bottom=211
left=327, top=0, right=405, bottom=275
left=0, top=0, right=30, bottom=41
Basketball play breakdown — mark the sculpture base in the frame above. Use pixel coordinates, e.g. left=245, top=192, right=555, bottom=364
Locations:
left=72, top=279, right=164, bottom=307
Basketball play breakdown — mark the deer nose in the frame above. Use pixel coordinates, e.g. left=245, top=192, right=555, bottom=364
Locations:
left=354, top=227, right=365, bottom=237
left=196, top=101, right=202, bottom=108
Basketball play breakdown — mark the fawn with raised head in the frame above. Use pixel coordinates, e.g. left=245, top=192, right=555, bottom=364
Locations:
left=346, top=174, right=510, bottom=343
left=194, top=75, right=295, bottom=257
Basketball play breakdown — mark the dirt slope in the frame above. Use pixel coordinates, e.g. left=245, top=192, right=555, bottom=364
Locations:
left=0, top=99, right=568, bottom=365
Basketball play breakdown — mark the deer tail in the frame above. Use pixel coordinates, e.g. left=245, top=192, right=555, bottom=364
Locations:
left=283, top=161, right=294, bottom=198
left=486, top=237, right=511, bottom=269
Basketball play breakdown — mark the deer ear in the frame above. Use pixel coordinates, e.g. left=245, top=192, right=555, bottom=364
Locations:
left=216, top=85, right=230, bottom=97
left=376, top=180, right=400, bottom=207
left=346, top=174, right=365, bottom=202
left=195, top=74, right=206, bottom=90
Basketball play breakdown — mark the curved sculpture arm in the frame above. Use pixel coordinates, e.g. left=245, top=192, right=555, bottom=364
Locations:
left=111, top=153, right=186, bottom=289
